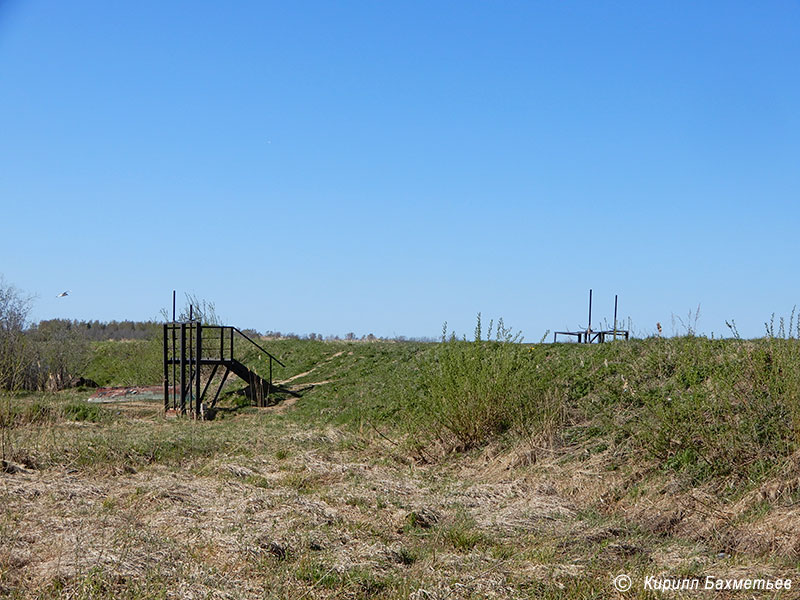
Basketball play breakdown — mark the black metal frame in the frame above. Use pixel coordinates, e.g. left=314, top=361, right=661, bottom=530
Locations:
left=552, top=329, right=630, bottom=344
left=553, top=290, right=630, bottom=344
left=163, top=319, right=285, bottom=417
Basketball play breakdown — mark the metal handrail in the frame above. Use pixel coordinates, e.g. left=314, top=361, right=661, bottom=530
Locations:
left=232, top=327, right=286, bottom=367
left=164, top=323, right=285, bottom=367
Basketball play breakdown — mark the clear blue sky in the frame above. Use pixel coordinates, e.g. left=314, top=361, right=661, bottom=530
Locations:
left=1, top=1, right=799, bottom=340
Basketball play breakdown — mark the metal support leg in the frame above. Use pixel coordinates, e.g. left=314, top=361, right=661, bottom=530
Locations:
left=211, top=367, right=230, bottom=408
left=163, top=324, right=168, bottom=412
left=180, top=324, right=187, bottom=415
left=195, top=323, right=202, bottom=417
left=199, top=364, right=218, bottom=406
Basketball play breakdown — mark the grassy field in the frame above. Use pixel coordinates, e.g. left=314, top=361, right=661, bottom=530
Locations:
left=1, top=333, right=799, bottom=598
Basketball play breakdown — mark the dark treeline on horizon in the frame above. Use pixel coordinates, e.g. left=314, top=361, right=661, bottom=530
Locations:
left=30, top=319, right=161, bottom=341
left=28, top=320, right=436, bottom=344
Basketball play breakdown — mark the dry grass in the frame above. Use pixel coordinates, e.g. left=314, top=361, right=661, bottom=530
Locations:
left=0, top=390, right=798, bottom=599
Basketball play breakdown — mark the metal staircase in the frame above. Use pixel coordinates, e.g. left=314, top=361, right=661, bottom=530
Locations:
left=163, top=322, right=286, bottom=417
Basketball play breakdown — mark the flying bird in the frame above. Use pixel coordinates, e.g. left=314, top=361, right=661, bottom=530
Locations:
left=56, top=291, right=70, bottom=298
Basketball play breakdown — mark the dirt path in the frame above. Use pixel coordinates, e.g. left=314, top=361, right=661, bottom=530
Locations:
left=276, top=351, right=345, bottom=385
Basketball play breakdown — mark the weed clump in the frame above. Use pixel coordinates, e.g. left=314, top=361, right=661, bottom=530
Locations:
left=63, top=401, right=105, bottom=423
left=414, top=315, right=564, bottom=451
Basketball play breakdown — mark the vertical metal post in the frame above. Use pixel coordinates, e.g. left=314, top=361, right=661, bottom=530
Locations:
left=170, top=290, right=178, bottom=410
left=587, top=289, right=593, bottom=344
left=188, top=305, right=193, bottom=411
left=220, top=327, right=224, bottom=360
left=180, top=323, right=187, bottom=415
left=196, top=323, right=202, bottom=417
left=163, top=323, right=168, bottom=412
left=268, top=357, right=273, bottom=405
left=230, top=327, right=234, bottom=361
left=613, top=294, right=618, bottom=341
left=171, top=330, right=176, bottom=410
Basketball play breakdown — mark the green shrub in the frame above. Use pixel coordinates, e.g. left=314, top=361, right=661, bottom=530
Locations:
left=409, top=322, right=800, bottom=489
left=415, top=315, right=564, bottom=450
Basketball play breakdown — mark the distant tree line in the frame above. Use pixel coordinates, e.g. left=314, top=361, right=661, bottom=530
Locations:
left=262, top=330, right=435, bottom=343
left=30, top=319, right=161, bottom=341
left=0, top=277, right=434, bottom=392
left=0, top=278, right=164, bottom=392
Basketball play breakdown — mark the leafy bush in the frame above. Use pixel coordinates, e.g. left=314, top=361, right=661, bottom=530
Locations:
left=408, top=319, right=800, bottom=489
left=415, top=315, right=564, bottom=450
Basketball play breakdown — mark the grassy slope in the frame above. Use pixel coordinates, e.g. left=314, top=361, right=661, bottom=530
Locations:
left=1, top=336, right=799, bottom=598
